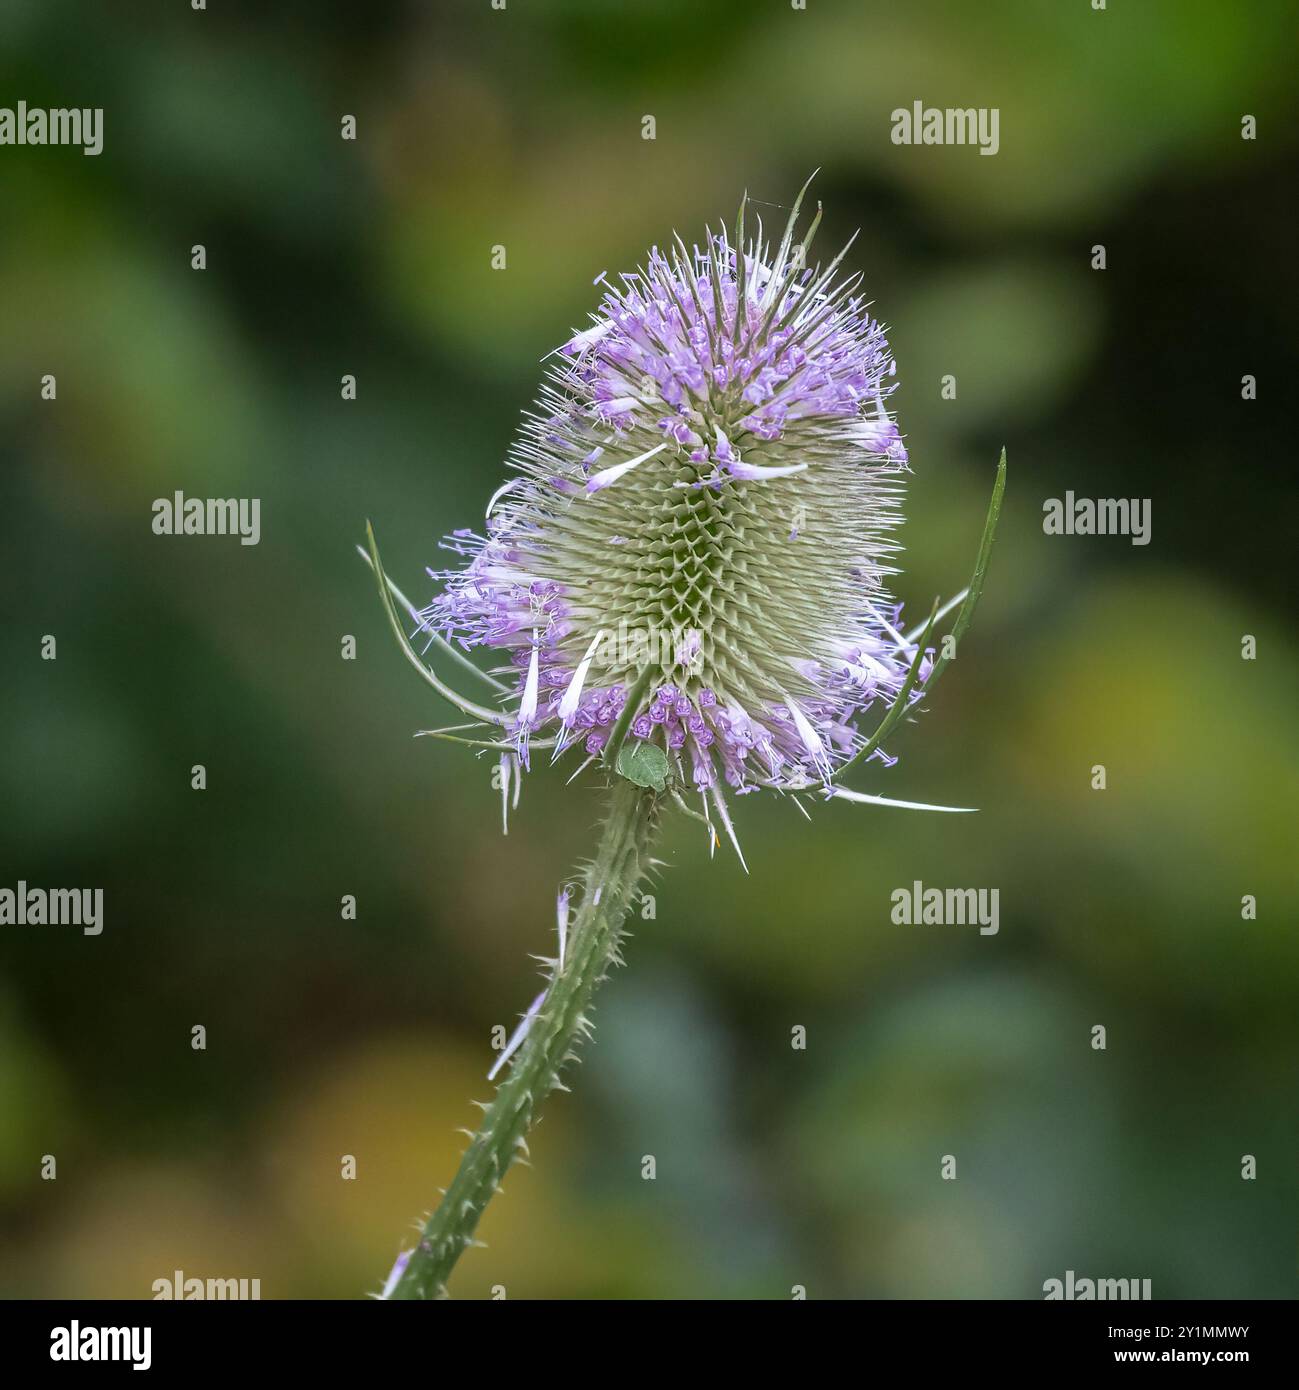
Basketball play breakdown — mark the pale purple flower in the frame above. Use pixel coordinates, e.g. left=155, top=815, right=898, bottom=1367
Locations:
left=420, top=186, right=939, bottom=834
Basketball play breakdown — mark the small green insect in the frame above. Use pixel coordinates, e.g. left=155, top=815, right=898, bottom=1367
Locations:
left=615, top=741, right=671, bottom=793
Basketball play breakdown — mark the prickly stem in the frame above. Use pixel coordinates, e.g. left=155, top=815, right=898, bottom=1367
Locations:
left=385, top=779, right=658, bottom=1299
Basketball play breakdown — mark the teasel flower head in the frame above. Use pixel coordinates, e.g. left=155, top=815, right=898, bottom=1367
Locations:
left=396, top=182, right=995, bottom=849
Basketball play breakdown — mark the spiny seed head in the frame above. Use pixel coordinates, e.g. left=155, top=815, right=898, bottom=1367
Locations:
left=429, top=189, right=927, bottom=794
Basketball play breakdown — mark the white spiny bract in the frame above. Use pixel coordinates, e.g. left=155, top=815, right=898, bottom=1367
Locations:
left=424, top=191, right=931, bottom=831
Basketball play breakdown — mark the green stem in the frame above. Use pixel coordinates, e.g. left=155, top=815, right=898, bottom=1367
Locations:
left=386, top=778, right=659, bottom=1299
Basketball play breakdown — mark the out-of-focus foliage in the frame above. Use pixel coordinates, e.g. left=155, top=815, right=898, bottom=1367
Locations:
left=1, top=0, right=1296, bottom=1298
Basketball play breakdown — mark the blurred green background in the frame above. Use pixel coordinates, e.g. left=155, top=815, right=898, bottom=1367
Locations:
left=2, top=0, right=1297, bottom=1299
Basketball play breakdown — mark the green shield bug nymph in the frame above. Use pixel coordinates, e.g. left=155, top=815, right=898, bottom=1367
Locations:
left=615, top=741, right=671, bottom=793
